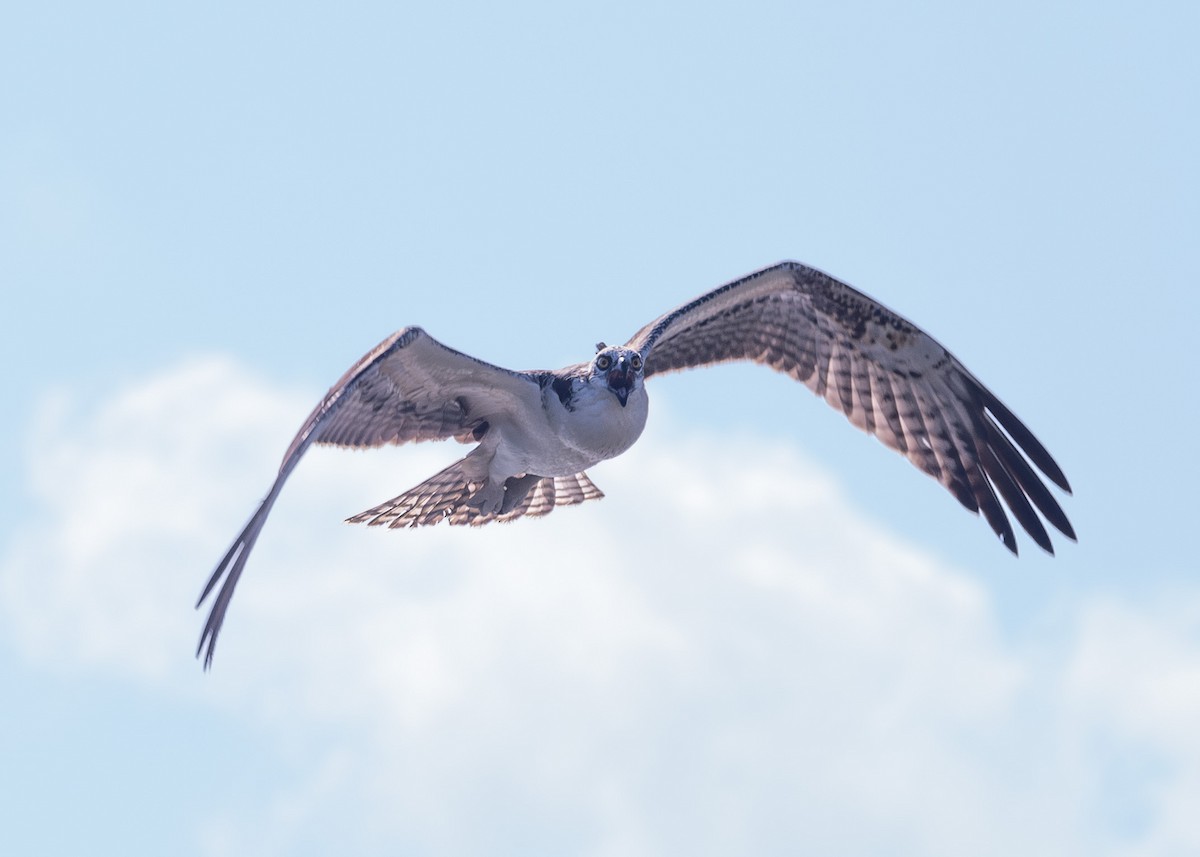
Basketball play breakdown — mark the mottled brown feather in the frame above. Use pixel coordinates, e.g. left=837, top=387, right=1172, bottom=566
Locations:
left=625, top=261, right=1073, bottom=555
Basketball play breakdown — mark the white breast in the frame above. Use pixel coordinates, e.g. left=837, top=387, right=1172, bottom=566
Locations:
left=482, top=381, right=647, bottom=480
left=554, top=383, right=649, bottom=463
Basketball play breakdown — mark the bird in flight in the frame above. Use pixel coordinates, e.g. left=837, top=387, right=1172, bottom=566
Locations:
left=196, top=261, right=1074, bottom=668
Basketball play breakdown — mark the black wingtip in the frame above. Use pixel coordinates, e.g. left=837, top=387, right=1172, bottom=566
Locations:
left=195, top=606, right=220, bottom=670
left=194, top=541, right=248, bottom=671
left=196, top=634, right=215, bottom=671
left=196, top=539, right=245, bottom=609
left=195, top=593, right=232, bottom=672
left=978, top=387, right=1072, bottom=494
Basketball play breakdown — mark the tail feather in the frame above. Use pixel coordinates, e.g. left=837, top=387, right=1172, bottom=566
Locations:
left=450, top=470, right=605, bottom=525
left=549, top=471, right=605, bottom=507
left=348, top=464, right=604, bottom=529
left=346, top=458, right=483, bottom=528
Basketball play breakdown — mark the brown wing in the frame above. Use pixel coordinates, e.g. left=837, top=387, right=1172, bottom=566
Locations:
left=196, top=327, right=543, bottom=668
left=625, top=261, right=1074, bottom=556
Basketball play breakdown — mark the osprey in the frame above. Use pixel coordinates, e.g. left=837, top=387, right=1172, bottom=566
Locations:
left=197, top=261, right=1074, bottom=667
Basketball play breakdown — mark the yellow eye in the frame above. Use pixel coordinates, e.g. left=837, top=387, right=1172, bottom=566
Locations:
left=630, top=354, right=643, bottom=371
left=596, top=354, right=612, bottom=370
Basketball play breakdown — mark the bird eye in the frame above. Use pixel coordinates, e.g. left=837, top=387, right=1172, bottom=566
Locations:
left=596, top=354, right=612, bottom=370
left=630, top=354, right=643, bottom=371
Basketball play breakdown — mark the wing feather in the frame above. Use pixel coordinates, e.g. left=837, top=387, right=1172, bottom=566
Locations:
left=625, top=261, right=1074, bottom=554
left=849, top=351, right=875, bottom=434
left=979, top=443, right=1052, bottom=554
left=196, top=327, right=542, bottom=668
left=891, top=375, right=943, bottom=482
left=868, top=362, right=906, bottom=452
left=982, top=418, right=1075, bottom=541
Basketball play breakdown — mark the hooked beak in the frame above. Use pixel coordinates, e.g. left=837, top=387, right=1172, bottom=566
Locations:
left=607, top=365, right=633, bottom=407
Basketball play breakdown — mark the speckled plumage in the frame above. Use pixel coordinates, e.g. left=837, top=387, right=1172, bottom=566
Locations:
left=196, top=260, right=1074, bottom=668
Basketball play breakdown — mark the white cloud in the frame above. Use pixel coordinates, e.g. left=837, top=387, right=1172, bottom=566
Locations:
left=4, top=357, right=1200, bottom=856
left=2, top=357, right=306, bottom=677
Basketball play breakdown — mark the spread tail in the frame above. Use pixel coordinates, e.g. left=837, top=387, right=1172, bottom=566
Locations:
left=347, top=463, right=604, bottom=528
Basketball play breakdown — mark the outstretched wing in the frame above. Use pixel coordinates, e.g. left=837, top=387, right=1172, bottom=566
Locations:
left=196, top=327, right=543, bottom=668
left=625, top=261, right=1075, bottom=555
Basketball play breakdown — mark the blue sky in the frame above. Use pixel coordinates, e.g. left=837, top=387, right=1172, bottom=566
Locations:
left=3, top=2, right=1198, bottom=855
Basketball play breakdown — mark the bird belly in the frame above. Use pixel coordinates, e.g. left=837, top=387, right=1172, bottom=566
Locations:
left=480, top=385, right=648, bottom=482
left=490, top=437, right=600, bottom=480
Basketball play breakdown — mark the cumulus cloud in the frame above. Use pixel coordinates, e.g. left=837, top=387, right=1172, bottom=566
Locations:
left=3, top=357, right=1199, bottom=856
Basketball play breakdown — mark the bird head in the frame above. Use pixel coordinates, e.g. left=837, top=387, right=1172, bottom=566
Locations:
left=591, top=344, right=644, bottom=408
